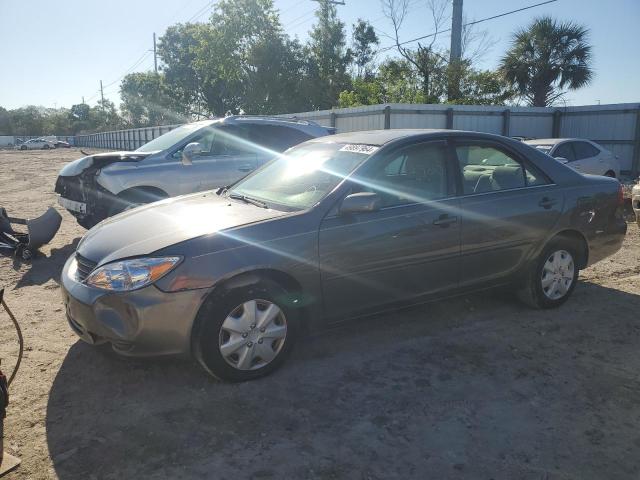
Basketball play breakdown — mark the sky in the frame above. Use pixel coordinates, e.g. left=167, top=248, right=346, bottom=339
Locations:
left=0, top=0, right=638, bottom=110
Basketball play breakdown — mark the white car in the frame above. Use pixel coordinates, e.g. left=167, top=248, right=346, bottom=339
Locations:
left=15, top=138, right=55, bottom=150
left=524, top=138, right=620, bottom=178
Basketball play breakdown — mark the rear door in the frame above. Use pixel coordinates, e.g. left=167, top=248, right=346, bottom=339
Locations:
left=572, top=141, right=603, bottom=175
left=454, top=140, right=562, bottom=286
left=319, top=140, right=461, bottom=320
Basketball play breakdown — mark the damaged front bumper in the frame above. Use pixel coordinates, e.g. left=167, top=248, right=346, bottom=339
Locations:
left=61, top=254, right=206, bottom=357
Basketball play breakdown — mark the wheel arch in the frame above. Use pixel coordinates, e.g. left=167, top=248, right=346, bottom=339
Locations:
left=549, top=229, right=589, bottom=269
left=189, top=268, right=309, bottom=357
left=117, top=185, right=169, bottom=202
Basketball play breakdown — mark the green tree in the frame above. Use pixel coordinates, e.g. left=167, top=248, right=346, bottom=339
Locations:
left=449, top=69, right=515, bottom=106
left=158, top=23, right=210, bottom=116
left=500, top=16, right=593, bottom=107
left=351, top=19, right=379, bottom=78
left=120, top=72, right=183, bottom=127
left=308, top=0, right=352, bottom=109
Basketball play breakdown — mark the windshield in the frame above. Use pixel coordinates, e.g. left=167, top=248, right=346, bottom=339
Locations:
left=228, top=142, right=376, bottom=210
left=135, top=122, right=211, bottom=153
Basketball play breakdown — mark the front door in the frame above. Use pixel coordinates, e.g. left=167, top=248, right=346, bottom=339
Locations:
left=169, top=125, right=258, bottom=194
left=319, top=140, right=461, bottom=321
left=454, top=141, right=562, bottom=286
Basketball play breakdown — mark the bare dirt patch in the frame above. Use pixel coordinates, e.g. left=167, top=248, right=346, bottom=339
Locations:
left=1, top=148, right=639, bottom=479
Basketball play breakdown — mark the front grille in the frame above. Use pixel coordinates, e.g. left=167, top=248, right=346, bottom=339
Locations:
left=76, top=253, right=97, bottom=281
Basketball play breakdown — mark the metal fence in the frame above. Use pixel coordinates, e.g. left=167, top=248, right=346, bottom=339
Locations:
left=75, top=124, right=181, bottom=151
left=74, top=103, right=640, bottom=175
left=280, top=103, right=640, bottom=175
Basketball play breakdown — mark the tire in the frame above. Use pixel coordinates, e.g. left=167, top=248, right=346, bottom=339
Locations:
left=192, top=279, right=299, bottom=382
left=43, top=144, right=50, bottom=150
left=20, top=145, right=27, bottom=150
left=604, top=170, right=616, bottom=178
left=517, top=239, right=579, bottom=309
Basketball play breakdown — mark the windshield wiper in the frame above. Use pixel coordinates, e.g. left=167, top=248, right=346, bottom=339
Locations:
left=228, top=193, right=268, bottom=209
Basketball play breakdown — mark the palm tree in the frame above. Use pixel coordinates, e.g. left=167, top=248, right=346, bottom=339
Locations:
left=500, top=16, right=593, bottom=107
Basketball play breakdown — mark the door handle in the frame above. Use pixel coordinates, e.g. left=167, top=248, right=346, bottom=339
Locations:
left=538, top=197, right=557, bottom=209
left=432, top=214, right=458, bottom=227
left=238, top=164, right=254, bottom=172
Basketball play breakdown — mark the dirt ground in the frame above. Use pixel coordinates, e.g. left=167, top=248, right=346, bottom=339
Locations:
left=1, top=147, right=639, bottom=480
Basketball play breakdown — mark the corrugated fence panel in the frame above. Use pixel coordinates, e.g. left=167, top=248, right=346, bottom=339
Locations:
left=560, top=110, right=637, bottom=140
left=453, top=112, right=502, bottom=134
left=510, top=114, right=554, bottom=138
left=391, top=111, right=447, bottom=129
left=72, top=104, right=639, bottom=173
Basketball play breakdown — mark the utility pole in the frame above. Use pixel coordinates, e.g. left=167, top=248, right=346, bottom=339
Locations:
left=450, top=0, right=463, bottom=63
left=448, top=0, right=463, bottom=101
left=153, top=32, right=158, bottom=74
left=100, top=80, right=105, bottom=108
left=82, top=96, right=85, bottom=104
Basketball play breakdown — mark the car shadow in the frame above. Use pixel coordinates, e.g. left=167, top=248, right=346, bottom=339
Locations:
left=45, top=282, right=640, bottom=479
left=11, top=238, right=80, bottom=289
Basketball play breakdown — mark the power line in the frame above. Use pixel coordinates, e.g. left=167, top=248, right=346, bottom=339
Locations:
left=378, top=0, right=558, bottom=53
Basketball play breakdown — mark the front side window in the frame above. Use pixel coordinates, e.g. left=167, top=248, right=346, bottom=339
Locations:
left=171, top=125, right=254, bottom=159
left=356, top=143, right=449, bottom=207
left=456, top=145, right=547, bottom=194
left=229, top=142, right=373, bottom=210
left=136, top=122, right=208, bottom=153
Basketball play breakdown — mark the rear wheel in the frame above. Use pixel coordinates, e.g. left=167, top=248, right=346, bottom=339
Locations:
left=517, top=239, right=579, bottom=309
left=43, top=144, right=50, bottom=150
left=20, top=145, right=27, bottom=150
left=193, top=279, right=298, bottom=382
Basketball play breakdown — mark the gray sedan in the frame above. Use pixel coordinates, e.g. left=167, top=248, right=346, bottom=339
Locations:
left=61, top=129, right=627, bottom=381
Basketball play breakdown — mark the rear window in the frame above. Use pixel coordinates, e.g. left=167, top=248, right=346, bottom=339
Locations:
left=574, top=142, right=600, bottom=159
left=248, top=125, right=314, bottom=152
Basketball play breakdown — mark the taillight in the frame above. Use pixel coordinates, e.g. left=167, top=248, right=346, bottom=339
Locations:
left=617, top=183, right=624, bottom=206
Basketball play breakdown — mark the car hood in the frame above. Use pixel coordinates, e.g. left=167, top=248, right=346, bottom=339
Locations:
left=77, top=192, right=288, bottom=266
left=59, top=151, right=152, bottom=177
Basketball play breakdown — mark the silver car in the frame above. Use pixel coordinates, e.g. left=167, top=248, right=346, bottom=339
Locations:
left=524, top=138, right=621, bottom=178
left=55, top=116, right=332, bottom=228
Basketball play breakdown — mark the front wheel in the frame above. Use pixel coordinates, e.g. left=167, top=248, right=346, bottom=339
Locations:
left=20, top=145, right=27, bottom=150
left=193, top=280, right=298, bottom=382
left=517, top=240, right=579, bottom=309
left=43, top=144, right=50, bottom=150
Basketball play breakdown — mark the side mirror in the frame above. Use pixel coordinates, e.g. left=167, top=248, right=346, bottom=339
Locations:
left=554, top=156, right=569, bottom=164
left=181, top=142, right=202, bottom=166
left=340, top=192, right=381, bottom=215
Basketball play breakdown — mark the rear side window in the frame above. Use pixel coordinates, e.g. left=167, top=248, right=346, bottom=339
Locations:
left=248, top=125, right=314, bottom=152
left=553, top=143, right=575, bottom=161
left=573, top=141, right=600, bottom=159
left=455, top=145, right=548, bottom=195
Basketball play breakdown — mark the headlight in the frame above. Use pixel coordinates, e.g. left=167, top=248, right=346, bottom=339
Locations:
left=85, top=256, right=182, bottom=292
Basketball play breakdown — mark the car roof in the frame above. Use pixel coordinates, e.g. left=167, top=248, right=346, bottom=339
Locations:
left=306, top=128, right=508, bottom=146
left=524, top=138, right=584, bottom=145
